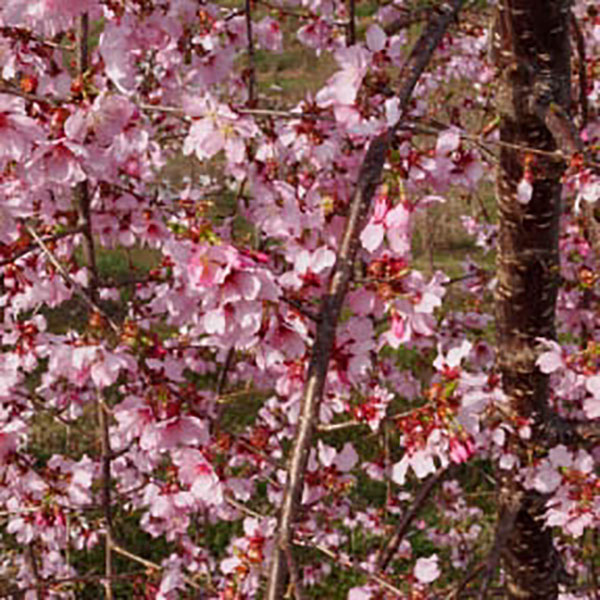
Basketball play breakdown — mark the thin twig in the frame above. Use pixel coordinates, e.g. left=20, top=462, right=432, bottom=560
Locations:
left=245, top=0, right=256, bottom=106
left=477, top=484, right=521, bottom=600
left=78, top=16, right=112, bottom=599
left=225, top=495, right=265, bottom=519
left=237, top=107, right=333, bottom=121
left=281, top=296, right=319, bottom=321
left=217, top=347, right=235, bottom=397
left=0, top=570, right=146, bottom=599
left=0, top=80, right=65, bottom=105
left=384, top=7, right=431, bottom=36
left=26, top=544, right=41, bottom=600
left=295, top=540, right=404, bottom=597
left=284, top=544, right=307, bottom=600
left=0, top=227, right=83, bottom=268
left=590, top=530, right=599, bottom=599
left=110, top=541, right=204, bottom=591
left=24, top=225, right=120, bottom=333
left=444, top=562, right=485, bottom=599
left=317, top=420, right=361, bottom=433
left=376, top=467, right=451, bottom=571
left=97, top=391, right=114, bottom=600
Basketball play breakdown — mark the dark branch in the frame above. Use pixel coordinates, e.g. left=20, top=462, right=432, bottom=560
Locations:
left=376, top=467, right=451, bottom=571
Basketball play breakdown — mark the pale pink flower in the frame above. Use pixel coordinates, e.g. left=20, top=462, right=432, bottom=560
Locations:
left=188, top=246, right=222, bottom=289
left=174, top=448, right=224, bottom=506
left=90, top=350, right=137, bottom=389
left=532, top=462, right=562, bottom=494
left=140, top=415, right=209, bottom=452
left=436, top=129, right=461, bottom=155
left=348, top=586, right=373, bottom=600
left=449, top=437, right=475, bottom=464
left=517, top=177, right=533, bottom=205
left=1, top=0, right=96, bottom=36
left=297, top=18, right=332, bottom=51
left=183, top=94, right=257, bottom=164
left=280, top=246, right=336, bottom=290
left=89, top=93, right=136, bottom=146
left=414, top=554, right=441, bottom=584
left=360, top=193, right=413, bottom=257
left=186, top=45, right=235, bottom=90
left=433, top=340, right=472, bottom=374
left=99, top=16, right=140, bottom=93
left=255, top=17, right=283, bottom=52
left=392, top=449, right=436, bottom=485
left=0, top=353, right=20, bottom=397
left=0, top=94, right=43, bottom=168
left=317, top=441, right=358, bottom=472
left=316, top=46, right=370, bottom=107
left=0, top=418, right=25, bottom=461
left=366, top=24, right=386, bottom=53
left=584, top=374, right=600, bottom=418
left=536, top=339, right=565, bottom=373
left=28, top=141, right=87, bottom=186
left=158, top=555, right=186, bottom=598
left=113, top=397, right=154, bottom=445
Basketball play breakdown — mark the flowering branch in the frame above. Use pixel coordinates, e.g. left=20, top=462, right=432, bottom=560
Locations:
left=294, top=540, right=404, bottom=597
left=265, top=2, right=466, bottom=597
left=109, top=540, right=205, bottom=592
left=24, top=224, right=120, bottom=333
left=0, top=227, right=83, bottom=268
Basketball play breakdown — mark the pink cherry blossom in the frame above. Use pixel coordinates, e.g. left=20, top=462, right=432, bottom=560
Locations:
left=517, top=177, right=533, bottom=205
left=256, top=17, right=283, bottom=52
left=173, top=448, right=224, bottom=506
left=414, top=554, right=441, bottom=584
left=316, top=46, right=370, bottom=107
left=584, top=375, right=600, bottom=418
left=0, top=94, right=42, bottom=169
left=183, top=94, right=258, bottom=164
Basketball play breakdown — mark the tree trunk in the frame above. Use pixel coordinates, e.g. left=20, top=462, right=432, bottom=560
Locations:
left=494, top=1, right=572, bottom=598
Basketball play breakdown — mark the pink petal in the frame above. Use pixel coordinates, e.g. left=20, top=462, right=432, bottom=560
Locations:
left=360, top=222, right=385, bottom=252
left=517, top=178, right=533, bottom=205
left=414, top=555, right=441, bottom=584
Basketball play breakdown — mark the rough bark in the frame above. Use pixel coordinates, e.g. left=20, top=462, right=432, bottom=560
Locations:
left=493, top=1, right=572, bottom=598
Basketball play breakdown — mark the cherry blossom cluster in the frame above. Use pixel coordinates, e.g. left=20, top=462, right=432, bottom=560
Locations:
left=0, top=0, right=597, bottom=598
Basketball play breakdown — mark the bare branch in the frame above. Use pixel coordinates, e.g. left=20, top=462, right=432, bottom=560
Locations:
left=477, top=489, right=520, bottom=600
left=347, top=0, right=356, bottom=46
left=376, top=467, right=451, bottom=571
left=281, top=296, right=319, bottom=321
left=245, top=0, right=256, bottom=106
left=284, top=544, right=307, bottom=600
